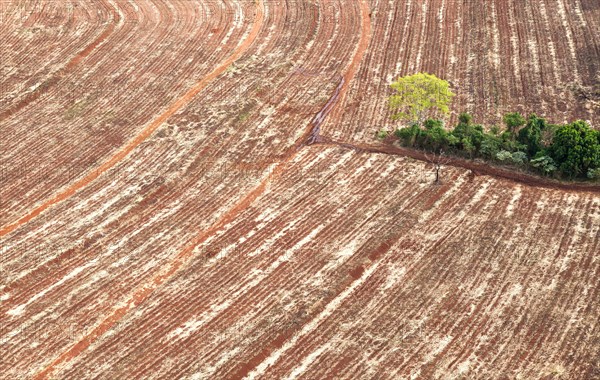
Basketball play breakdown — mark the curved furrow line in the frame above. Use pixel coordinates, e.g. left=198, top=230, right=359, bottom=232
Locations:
left=0, top=0, right=254, bottom=374
left=17, top=1, right=371, bottom=377
left=323, top=181, right=518, bottom=377
left=1, top=1, right=599, bottom=378
left=116, top=151, right=406, bottom=377
left=0, top=0, right=120, bottom=121
left=441, top=192, right=552, bottom=373
left=503, top=193, right=587, bottom=370
left=7, top=0, right=338, bottom=300
left=420, top=195, right=542, bottom=376
left=275, top=178, right=595, bottom=378
left=0, top=1, right=105, bottom=109
left=0, top=0, right=231, bottom=224
left=134, top=172, right=358, bottom=377
left=230, top=174, right=478, bottom=378
left=0, top=0, right=324, bottom=304
left=198, top=159, right=398, bottom=376
left=543, top=195, right=599, bottom=372
left=49, top=148, right=360, bottom=378
left=316, top=178, right=494, bottom=378
left=241, top=177, right=462, bottom=377
left=0, top=0, right=264, bottom=238
left=321, top=0, right=598, bottom=148
left=27, top=2, right=266, bottom=379
left=442, top=191, right=560, bottom=376
left=476, top=191, right=584, bottom=376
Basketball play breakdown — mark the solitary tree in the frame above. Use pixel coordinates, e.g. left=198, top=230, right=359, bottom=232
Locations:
left=389, top=73, right=455, bottom=124
left=424, top=149, right=452, bottom=185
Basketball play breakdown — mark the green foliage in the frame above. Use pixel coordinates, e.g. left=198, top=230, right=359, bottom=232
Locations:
left=511, top=151, right=528, bottom=165
left=387, top=109, right=598, bottom=180
left=517, top=114, right=546, bottom=156
left=461, top=137, right=475, bottom=157
left=423, top=119, right=444, bottom=130
left=587, top=168, right=600, bottom=180
left=550, top=120, right=600, bottom=178
left=489, top=125, right=501, bottom=136
left=480, top=133, right=502, bottom=159
left=458, top=113, right=472, bottom=125
left=375, top=129, right=389, bottom=140
left=450, top=113, right=485, bottom=153
left=495, top=150, right=527, bottom=165
left=530, top=154, right=557, bottom=175
left=500, top=131, right=527, bottom=152
left=503, top=112, right=526, bottom=134
left=389, top=73, right=455, bottom=123
left=495, top=150, right=513, bottom=162
left=394, top=123, right=420, bottom=145
left=417, top=120, right=449, bottom=152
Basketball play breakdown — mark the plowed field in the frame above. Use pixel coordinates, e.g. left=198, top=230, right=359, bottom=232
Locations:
left=1, top=1, right=599, bottom=379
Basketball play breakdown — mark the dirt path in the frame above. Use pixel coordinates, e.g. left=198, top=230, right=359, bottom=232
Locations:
left=0, top=1, right=265, bottom=239
left=233, top=1, right=374, bottom=378
left=0, top=0, right=121, bottom=122
left=305, top=0, right=372, bottom=146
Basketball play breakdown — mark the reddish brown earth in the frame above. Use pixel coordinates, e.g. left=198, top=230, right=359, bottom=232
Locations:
left=1, top=1, right=599, bottom=379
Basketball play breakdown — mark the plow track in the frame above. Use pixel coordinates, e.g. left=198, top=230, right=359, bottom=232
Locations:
left=1, top=1, right=599, bottom=379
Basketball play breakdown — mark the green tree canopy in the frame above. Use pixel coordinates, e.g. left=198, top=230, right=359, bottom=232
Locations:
left=390, top=108, right=598, bottom=180
left=389, top=73, right=455, bottom=123
left=517, top=114, right=547, bottom=156
left=451, top=113, right=485, bottom=152
left=503, top=112, right=526, bottom=135
left=550, top=120, right=600, bottom=178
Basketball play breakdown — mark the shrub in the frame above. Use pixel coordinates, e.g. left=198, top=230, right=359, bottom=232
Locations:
left=461, top=137, right=476, bottom=157
left=458, top=112, right=472, bottom=125
left=489, top=125, right=501, bottom=136
left=495, top=150, right=527, bottom=165
left=480, top=134, right=502, bottom=159
left=587, top=168, right=600, bottom=180
left=511, top=151, right=528, bottom=165
left=383, top=108, right=599, bottom=180
left=500, top=131, right=527, bottom=152
left=418, top=119, right=449, bottom=152
left=496, top=150, right=513, bottom=162
left=530, top=154, right=557, bottom=176
left=451, top=122, right=484, bottom=153
left=423, top=118, right=444, bottom=130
